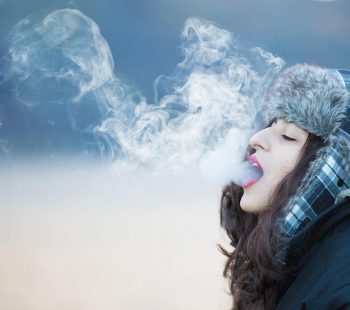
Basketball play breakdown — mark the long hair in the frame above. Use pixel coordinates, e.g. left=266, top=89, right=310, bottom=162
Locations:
left=218, top=119, right=325, bottom=310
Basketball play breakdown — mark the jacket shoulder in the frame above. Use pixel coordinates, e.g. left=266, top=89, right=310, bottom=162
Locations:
left=292, top=284, right=350, bottom=310
left=277, top=218, right=350, bottom=309
left=318, top=284, right=350, bottom=310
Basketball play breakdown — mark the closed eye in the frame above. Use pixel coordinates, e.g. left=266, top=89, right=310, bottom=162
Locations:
left=282, top=135, right=296, bottom=141
left=269, top=118, right=297, bottom=141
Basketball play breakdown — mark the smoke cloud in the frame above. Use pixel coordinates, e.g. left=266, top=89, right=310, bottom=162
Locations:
left=0, top=9, right=285, bottom=186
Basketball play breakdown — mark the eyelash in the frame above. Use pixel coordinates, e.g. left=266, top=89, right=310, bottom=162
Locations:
left=281, top=135, right=295, bottom=141
left=270, top=118, right=296, bottom=141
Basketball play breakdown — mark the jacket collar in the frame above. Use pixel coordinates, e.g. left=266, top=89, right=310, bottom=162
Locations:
left=284, top=195, right=350, bottom=272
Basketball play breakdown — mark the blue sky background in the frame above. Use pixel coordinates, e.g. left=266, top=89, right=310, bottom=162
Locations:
left=1, top=0, right=349, bottom=100
left=0, top=0, right=349, bottom=161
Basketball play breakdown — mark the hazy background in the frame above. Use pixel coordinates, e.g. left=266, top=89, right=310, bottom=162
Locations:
left=0, top=0, right=349, bottom=309
left=0, top=162, right=231, bottom=310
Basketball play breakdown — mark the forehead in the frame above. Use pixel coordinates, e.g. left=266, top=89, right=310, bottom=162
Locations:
left=276, top=117, right=309, bottom=134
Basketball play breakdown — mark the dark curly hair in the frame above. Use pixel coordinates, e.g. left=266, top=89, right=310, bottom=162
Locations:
left=217, top=118, right=325, bottom=309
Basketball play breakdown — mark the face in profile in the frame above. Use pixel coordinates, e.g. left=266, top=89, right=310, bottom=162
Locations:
left=240, top=117, right=309, bottom=214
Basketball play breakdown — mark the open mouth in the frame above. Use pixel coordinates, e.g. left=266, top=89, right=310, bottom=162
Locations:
left=241, top=161, right=264, bottom=189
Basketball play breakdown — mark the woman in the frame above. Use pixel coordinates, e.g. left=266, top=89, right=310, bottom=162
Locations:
left=219, top=63, right=350, bottom=309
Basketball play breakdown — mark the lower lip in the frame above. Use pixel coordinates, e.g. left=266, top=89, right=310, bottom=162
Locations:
left=242, top=179, right=260, bottom=189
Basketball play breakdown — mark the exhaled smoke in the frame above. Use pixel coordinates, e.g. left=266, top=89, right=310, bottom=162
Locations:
left=0, top=9, right=285, bottom=186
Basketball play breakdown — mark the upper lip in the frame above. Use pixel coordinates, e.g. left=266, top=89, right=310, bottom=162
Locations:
left=249, top=154, right=264, bottom=173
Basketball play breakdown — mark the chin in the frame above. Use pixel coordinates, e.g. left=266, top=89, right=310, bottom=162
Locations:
left=240, top=194, right=263, bottom=214
left=241, top=205, right=261, bottom=214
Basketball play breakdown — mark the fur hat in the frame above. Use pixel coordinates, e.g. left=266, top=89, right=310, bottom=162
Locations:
left=263, top=63, right=350, bottom=266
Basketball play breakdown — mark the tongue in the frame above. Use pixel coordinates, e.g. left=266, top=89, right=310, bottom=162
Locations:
left=240, top=164, right=263, bottom=186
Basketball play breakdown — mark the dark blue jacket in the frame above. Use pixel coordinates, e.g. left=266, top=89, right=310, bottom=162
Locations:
left=276, top=196, right=350, bottom=309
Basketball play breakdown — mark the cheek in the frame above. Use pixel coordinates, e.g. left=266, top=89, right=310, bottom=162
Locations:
left=280, top=164, right=294, bottom=176
left=275, top=150, right=300, bottom=176
left=262, top=174, right=281, bottom=200
left=281, top=156, right=299, bottom=175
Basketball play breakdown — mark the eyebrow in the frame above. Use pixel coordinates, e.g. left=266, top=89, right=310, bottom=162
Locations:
left=268, top=117, right=307, bottom=135
left=267, top=117, right=277, bottom=127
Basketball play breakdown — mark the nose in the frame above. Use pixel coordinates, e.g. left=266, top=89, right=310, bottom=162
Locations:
left=249, top=129, right=269, bottom=152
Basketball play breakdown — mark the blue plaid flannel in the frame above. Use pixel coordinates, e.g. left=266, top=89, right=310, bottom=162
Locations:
left=283, top=142, right=350, bottom=236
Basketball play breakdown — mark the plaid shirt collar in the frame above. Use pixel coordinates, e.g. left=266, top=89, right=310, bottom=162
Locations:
left=282, top=139, right=350, bottom=237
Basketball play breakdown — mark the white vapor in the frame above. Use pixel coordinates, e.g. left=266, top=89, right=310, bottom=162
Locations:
left=0, top=9, right=286, bottom=187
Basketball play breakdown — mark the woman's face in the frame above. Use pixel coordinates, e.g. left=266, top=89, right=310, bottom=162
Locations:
left=240, top=117, right=309, bottom=213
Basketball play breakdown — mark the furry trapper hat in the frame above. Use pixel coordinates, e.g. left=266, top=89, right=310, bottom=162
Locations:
left=263, top=63, right=350, bottom=266
left=267, top=64, right=349, bottom=142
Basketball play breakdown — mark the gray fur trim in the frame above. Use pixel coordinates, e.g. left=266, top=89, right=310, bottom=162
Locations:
left=266, top=63, right=349, bottom=142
